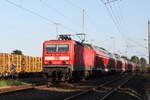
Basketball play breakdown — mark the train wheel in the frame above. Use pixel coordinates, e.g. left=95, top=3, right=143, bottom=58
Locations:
left=47, top=78, right=53, bottom=87
left=65, top=69, right=72, bottom=81
left=42, top=73, right=48, bottom=79
left=65, top=72, right=71, bottom=81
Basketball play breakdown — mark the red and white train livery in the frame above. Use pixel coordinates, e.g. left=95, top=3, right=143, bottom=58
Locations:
left=42, top=35, right=139, bottom=80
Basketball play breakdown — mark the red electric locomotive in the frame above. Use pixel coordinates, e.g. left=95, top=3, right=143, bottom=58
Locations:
left=42, top=35, right=95, bottom=80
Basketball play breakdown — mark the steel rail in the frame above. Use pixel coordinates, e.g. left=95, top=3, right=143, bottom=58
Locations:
left=100, top=76, right=132, bottom=100
left=0, top=82, right=47, bottom=94
left=64, top=74, right=126, bottom=100
left=0, top=84, right=33, bottom=94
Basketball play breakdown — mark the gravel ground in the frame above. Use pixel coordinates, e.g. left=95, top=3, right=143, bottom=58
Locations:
left=0, top=89, right=79, bottom=100
left=0, top=74, right=121, bottom=100
left=105, top=74, right=146, bottom=100
left=62, top=75, right=130, bottom=100
left=0, top=74, right=147, bottom=100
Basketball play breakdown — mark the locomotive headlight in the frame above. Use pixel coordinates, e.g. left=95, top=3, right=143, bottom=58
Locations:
left=45, top=56, right=55, bottom=60
left=65, top=61, right=69, bottom=64
left=62, top=61, right=69, bottom=64
left=59, top=56, right=70, bottom=60
left=104, top=68, right=108, bottom=72
left=45, top=62, right=49, bottom=64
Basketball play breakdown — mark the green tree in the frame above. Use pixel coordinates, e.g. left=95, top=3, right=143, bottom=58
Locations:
left=11, top=50, right=23, bottom=55
left=140, top=57, right=147, bottom=71
left=130, top=56, right=140, bottom=64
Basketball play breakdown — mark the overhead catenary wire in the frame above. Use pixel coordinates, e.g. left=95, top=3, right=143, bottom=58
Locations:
left=100, top=0, right=127, bottom=37
left=63, top=0, right=147, bottom=57
left=63, top=0, right=111, bottom=42
left=63, top=0, right=97, bottom=27
left=63, top=0, right=123, bottom=52
left=99, top=0, right=122, bottom=34
left=100, top=0, right=146, bottom=52
left=63, top=0, right=83, bottom=10
left=62, top=0, right=90, bottom=41
left=110, top=1, right=131, bottom=41
left=5, top=0, right=147, bottom=58
left=110, top=1, right=147, bottom=55
left=112, top=1, right=124, bottom=31
left=128, top=38, right=148, bottom=48
left=107, top=2, right=122, bottom=31
left=106, top=0, right=129, bottom=49
left=104, top=0, right=122, bottom=4
left=127, top=36, right=148, bottom=52
left=5, top=0, right=54, bottom=23
left=40, top=0, right=69, bottom=20
left=5, top=0, right=77, bottom=33
left=39, top=0, right=82, bottom=34
left=98, top=0, right=133, bottom=56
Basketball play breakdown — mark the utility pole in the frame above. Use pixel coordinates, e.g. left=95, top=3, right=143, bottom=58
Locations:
left=53, top=22, right=60, bottom=38
left=82, top=9, right=85, bottom=34
left=148, top=21, right=150, bottom=65
left=76, top=9, right=86, bottom=43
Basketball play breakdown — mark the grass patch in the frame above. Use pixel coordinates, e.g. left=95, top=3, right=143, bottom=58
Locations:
left=0, top=80, right=26, bottom=87
left=0, top=78, right=47, bottom=87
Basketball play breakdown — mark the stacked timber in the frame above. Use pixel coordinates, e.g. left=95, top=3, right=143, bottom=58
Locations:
left=0, top=53, right=42, bottom=74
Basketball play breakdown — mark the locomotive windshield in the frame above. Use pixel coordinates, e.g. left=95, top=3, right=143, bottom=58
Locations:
left=46, top=44, right=69, bottom=52
left=58, top=44, right=69, bottom=52
left=46, top=44, right=57, bottom=52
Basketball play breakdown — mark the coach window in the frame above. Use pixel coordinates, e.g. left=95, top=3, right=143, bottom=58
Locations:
left=46, top=44, right=57, bottom=52
left=58, top=44, right=69, bottom=52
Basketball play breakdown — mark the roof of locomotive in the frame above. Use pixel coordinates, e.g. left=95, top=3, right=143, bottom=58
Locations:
left=43, top=40, right=94, bottom=49
left=75, top=41, right=93, bottom=48
left=44, top=39, right=121, bottom=58
left=43, top=39, right=75, bottom=44
left=93, top=46, right=110, bottom=54
left=44, top=40, right=114, bottom=55
left=43, top=39, right=135, bottom=64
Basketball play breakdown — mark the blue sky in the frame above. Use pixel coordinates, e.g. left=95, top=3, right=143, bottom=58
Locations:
left=0, top=0, right=149, bottom=61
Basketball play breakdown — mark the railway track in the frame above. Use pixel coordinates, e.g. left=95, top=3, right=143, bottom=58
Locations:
left=0, top=74, right=119, bottom=94
left=0, top=81, right=47, bottom=95
left=0, top=74, right=135, bottom=100
left=64, top=74, right=132, bottom=100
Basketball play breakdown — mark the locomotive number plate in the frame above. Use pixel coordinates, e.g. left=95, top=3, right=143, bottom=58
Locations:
left=53, top=61, right=61, bottom=64
left=55, top=57, right=60, bottom=60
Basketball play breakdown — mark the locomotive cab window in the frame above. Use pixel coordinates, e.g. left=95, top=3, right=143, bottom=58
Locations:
left=46, top=44, right=69, bottom=52
left=58, top=44, right=69, bottom=52
left=46, top=44, right=57, bottom=52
